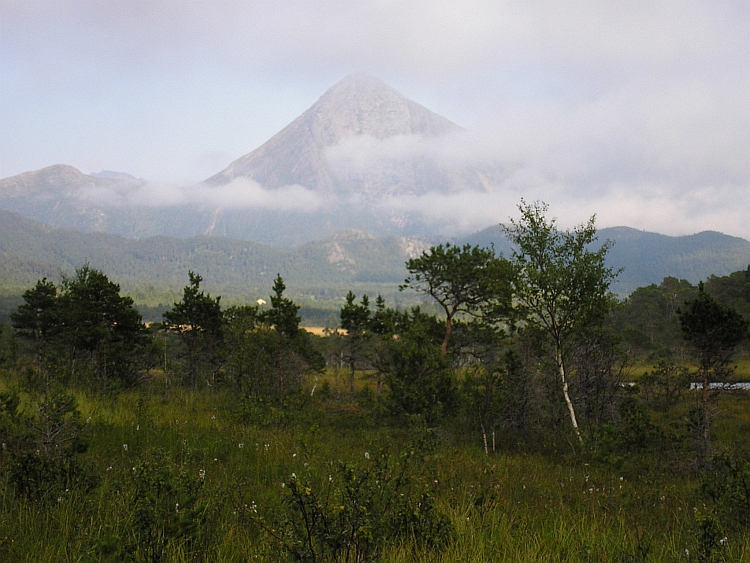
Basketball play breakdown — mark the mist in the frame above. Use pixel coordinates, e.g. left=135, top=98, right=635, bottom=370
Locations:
left=77, top=178, right=326, bottom=212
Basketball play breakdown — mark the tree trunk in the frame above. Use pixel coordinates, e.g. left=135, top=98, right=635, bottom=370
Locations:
left=441, top=315, right=453, bottom=357
left=481, top=422, right=489, bottom=455
left=558, top=348, right=583, bottom=443
left=700, top=364, right=711, bottom=464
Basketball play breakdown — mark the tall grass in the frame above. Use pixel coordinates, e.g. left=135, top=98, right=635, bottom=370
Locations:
left=0, top=371, right=748, bottom=562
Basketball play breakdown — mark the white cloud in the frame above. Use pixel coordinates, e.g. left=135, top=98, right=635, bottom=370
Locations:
left=76, top=178, right=325, bottom=212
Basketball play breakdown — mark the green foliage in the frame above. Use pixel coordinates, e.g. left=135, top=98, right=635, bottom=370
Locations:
left=461, top=366, right=504, bottom=454
left=691, top=510, right=727, bottom=563
left=504, top=200, right=618, bottom=442
left=588, top=397, right=660, bottom=468
left=705, top=266, right=750, bottom=321
left=638, top=358, right=691, bottom=412
left=701, top=451, right=750, bottom=533
left=505, top=200, right=618, bottom=334
left=6, top=386, right=96, bottom=502
left=340, top=291, right=370, bottom=336
left=223, top=303, right=269, bottom=394
left=123, top=452, right=204, bottom=563
left=257, top=440, right=454, bottom=562
left=340, top=291, right=372, bottom=403
left=679, top=282, right=749, bottom=378
left=261, top=274, right=302, bottom=340
left=10, top=277, right=58, bottom=346
left=10, top=267, right=149, bottom=390
left=163, top=271, right=224, bottom=390
left=402, top=242, right=513, bottom=355
left=679, top=282, right=749, bottom=462
left=569, top=328, right=626, bottom=429
left=378, top=310, right=456, bottom=425
left=609, top=277, right=697, bottom=358
left=247, top=275, right=325, bottom=399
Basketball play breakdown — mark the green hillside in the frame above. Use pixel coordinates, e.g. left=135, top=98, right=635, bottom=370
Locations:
left=460, top=225, right=750, bottom=295
left=3, top=209, right=750, bottom=322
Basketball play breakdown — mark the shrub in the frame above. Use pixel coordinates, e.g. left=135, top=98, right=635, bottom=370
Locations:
left=254, top=439, right=454, bottom=562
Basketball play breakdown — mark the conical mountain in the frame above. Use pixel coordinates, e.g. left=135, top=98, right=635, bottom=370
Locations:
left=0, top=74, right=505, bottom=245
left=205, top=73, right=493, bottom=199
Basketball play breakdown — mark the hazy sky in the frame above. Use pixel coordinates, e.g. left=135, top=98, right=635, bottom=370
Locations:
left=1, top=1, right=748, bottom=238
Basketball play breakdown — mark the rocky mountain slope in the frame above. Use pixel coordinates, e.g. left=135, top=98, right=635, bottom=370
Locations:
left=206, top=72, right=493, bottom=198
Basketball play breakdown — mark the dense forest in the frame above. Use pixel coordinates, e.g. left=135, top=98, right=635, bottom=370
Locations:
left=0, top=202, right=749, bottom=562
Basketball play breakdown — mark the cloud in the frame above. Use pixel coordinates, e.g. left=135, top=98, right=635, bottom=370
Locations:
left=324, top=130, right=499, bottom=173
left=375, top=176, right=750, bottom=242
left=76, top=178, right=325, bottom=212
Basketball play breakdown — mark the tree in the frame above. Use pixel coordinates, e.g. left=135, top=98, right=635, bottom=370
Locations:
left=504, top=200, right=618, bottom=443
left=401, top=243, right=513, bottom=356
left=368, top=295, right=405, bottom=395
left=11, top=278, right=59, bottom=384
left=376, top=308, right=456, bottom=425
left=678, top=282, right=749, bottom=463
left=257, top=275, right=324, bottom=398
left=57, top=265, right=148, bottom=388
left=163, top=272, right=223, bottom=390
left=223, top=304, right=264, bottom=394
left=12, top=267, right=148, bottom=389
left=340, top=291, right=372, bottom=404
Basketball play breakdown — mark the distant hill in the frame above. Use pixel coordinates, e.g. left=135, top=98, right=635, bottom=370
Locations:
left=459, top=225, right=750, bottom=295
left=2, top=210, right=749, bottom=304
left=91, top=170, right=144, bottom=181
left=0, top=209, right=435, bottom=297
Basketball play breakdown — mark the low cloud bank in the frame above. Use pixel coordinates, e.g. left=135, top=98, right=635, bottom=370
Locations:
left=77, top=178, right=325, bottom=212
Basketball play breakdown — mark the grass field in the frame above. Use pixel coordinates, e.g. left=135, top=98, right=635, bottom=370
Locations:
left=0, top=367, right=748, bottom=562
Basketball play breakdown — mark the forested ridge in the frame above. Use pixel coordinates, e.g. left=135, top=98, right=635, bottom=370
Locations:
left=2, top=208, right=750, bottom=300
left=0, top=202, right=749, bottom=561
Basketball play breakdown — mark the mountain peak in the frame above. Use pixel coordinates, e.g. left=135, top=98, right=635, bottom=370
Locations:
left=204, top=73, right=461, bottom=189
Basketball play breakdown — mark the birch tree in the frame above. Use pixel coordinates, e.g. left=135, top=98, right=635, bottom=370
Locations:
left=504, top=201, right=618, bottom=443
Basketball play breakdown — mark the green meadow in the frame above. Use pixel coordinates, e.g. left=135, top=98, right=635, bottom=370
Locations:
left=0, top=367, right=748, bottom=563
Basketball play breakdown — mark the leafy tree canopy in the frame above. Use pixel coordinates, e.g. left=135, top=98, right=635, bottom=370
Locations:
left=503, top=200, right=618, bottom=442
left=401, top=243, right=513, bottom=355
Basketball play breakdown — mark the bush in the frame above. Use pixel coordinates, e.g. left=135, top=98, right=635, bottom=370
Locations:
left=255, top=438, right=454, bottom=562
left=8, top=450, right=98, bottom=502
left=701, top=451, right=750, bottom=533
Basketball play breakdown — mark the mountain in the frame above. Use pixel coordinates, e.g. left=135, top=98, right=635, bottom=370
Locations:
left=0, top=74, right=505, bottom=245
left=0, top=209, right=433, bottom=295
left=206, top=72, right=489, bottom=198
left=459, top=225, right=750, bottom=295
left=199, top=73, right=505, bottom=243
left=2, top=209, right=749, bottom=306
left=91, top=170, right=144, bottom=181
left=0, top=164, right=231, bottom=240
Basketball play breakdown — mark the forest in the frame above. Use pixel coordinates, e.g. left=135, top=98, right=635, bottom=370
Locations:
left=0, top=201, right=749, bottom=562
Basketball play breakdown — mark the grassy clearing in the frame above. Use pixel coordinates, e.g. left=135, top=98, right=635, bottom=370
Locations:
left=0, top=370, right=748, bottom=562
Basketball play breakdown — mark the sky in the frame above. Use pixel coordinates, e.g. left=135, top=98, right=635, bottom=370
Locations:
left=1, top=1, right=749, bottom=239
